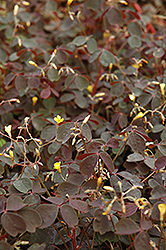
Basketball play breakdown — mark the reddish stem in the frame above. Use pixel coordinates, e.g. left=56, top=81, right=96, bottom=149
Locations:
left=92, top=65, right=102, bottom=96
left=71, top=228, right=77, bottom=250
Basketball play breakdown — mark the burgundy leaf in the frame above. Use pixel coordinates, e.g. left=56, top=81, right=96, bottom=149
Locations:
left=99, top=151, right=115, bottom=173
left=115, top=218, right=140, bottom=235
left=134, top=231, right=150, bottom=250
left=69, top=199, right=90, bottom=213
left=80, top=154, right=98, bottom=178
left=1, top=212, right=26, bottom=237
left=155, top=156, right=166, bottom=170
left=36, top=204, right=58, bottom=228
left=60, top=204, right=78, bottom=228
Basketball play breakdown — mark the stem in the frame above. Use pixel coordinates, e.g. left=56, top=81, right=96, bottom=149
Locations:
left=37, top=174, right=51, bottom=197
left=53, top=223, right=69, bottom=250
left=91, top=231, right=95, bottom=249
left=78, top=212, right=91, bottom=248
left=158, top=213, right=166, bottom=249
left=80, top=133, right=89, bottom=153
left=72, top=228, right=77, bottom=250
left=113, top=139, right=127, bottom=163
left=92, top=65, right=102, bottom=96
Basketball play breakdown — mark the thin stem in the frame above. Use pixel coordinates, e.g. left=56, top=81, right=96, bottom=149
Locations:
left=37, top=174, right=51, bottom=197
left=91, top=231, right=95, bottom=249
left=113, top=139, right=127, bottom=163
left=53, top=223, right=69, bottom=250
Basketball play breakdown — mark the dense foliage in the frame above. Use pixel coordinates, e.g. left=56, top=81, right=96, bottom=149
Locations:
left=0, top=0, right=166, bottom=249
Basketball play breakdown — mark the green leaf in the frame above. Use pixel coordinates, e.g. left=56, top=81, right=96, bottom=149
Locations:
left=128, top=35, right=142, bottom=48
left=41, top=125, right=57, bottom=141
left=13, top=177, right=33, bottom=194
left=87, top=38, right=97, bottom=54
left=32, top=117, right=47, bottom=131
left=128, top=21, right=142, bottom=36
left=48, top=141, right=61, bottom=154
left=73, top=36, right=86, bottom=46
left=47, top=67, right=59, bottom=82
left=153, top=48, right=165, bottom=58
left=75, top=96, right=87, bottom=108
left=99, top=50, right=115, bottom=67
left=57, top=122, right=75, bottom=143
left=75, top=75, right=89, bottom=91
left=106, top=7, right=122, bottom=25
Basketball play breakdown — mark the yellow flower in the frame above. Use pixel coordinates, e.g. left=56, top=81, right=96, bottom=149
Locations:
left=67, top=0, right=74, bottom=6
left=28, top=61, right=38, bottom=67
left=9, top=150, right=14, bottom=161
left=158, top=203, right=166, bottom=224
left=32, top=96, right=38, bottom=106
left=54, top=161, right=61, bottom=174
left=87, top=85, right=93, bottom=94
left=54, top=115, right=64, bottom=124
left=160, top=83, right=165, bottom=96
left=5, top=125, right=12, bottom=137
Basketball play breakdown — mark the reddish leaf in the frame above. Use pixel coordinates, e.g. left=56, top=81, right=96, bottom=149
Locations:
left=127, top=132, right=145, bottom=153
left=127, top=153, right=144, bottom=162
left=57, top=182, right=78, bottom=196
left=47, top=196, right=64, bottom=205
left=36, top=204, right=58, bottom=228
left=118, top=113, right=128, bottom=129
left=134, top=127, right=152, bottom=142
left=69, top=199, right=90, bottom=213
left=50, top=87, right=59, bottom=97
left=4, top=73, right=15, bottom=87
left=134, top=231, right=150, bottom=250
left=28, top=77, right=40, bottom=89
left=60, top=204, right=78, bottom=228
left=0, top=241, right=12, bottom=250
left=155, top=156, right=166, bottom=170
left=6, top=195, right=25, bottom=211
left=140, top=214, right=152, bottom=230
left=106, top=138, right=119, bottom=148
left=80, top=154, right=98, bottom=178
left=93, top=209, right=110, bottom=235
left=87, top=141, right=103, bottom=153
left=17, top=207, right=42, bottom=233
left=150, top=185, right=166, bottom=200
left=77, top=152, right=96, bottom=160
left=40, top=87, right=51, bottom=99
left=1, top=212, right=26, bottom=237
left=115, top=218, right=140, bottom=235
left=125, top=202, right=138, bottom=217
left=15, top=75, right=27, bottom=93
left=99, top=151, right=115, bottom=173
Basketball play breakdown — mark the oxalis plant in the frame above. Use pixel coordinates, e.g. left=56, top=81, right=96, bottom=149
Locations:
left=0, top=0, right=166, bottom=249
